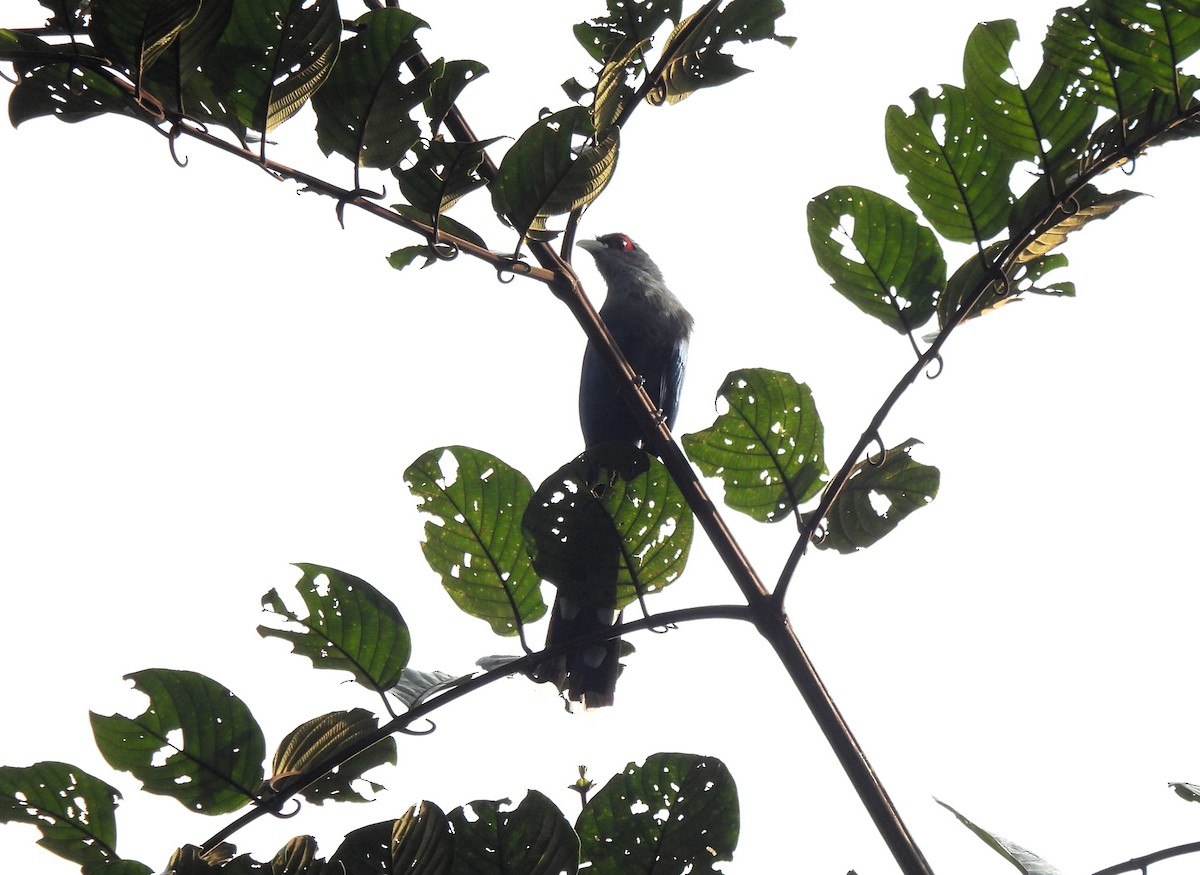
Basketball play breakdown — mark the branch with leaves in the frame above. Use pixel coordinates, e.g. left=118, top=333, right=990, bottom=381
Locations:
left=4, top=1, right=1200, bottom=874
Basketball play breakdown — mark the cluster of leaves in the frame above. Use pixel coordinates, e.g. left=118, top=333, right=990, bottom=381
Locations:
left=0, top=0, right=789, bottom=263
left=0, top=564, right=738, bottom=873
left=808, top=2, right=1200, bottom=344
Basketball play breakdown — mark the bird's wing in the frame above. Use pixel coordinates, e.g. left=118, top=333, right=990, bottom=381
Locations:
left=659, top=335, right=688, bottom=431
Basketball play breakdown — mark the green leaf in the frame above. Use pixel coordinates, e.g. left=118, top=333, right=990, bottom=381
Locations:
left=425, top=58, right=488, bottom=136
left=814, top=439, right=939, bottom=554
left=271, top=709, right=396, bottom=805
left=327, top=820, right=398, bottom=874
left=577, top=753, right=738, bottom=875
left=140, top=0, right=235, bottom=117
left=0, top=762, right=131, bottom=868
left=270, top=835, right=323, bottom=874
left=388, top=245, right=434, bottom=272
left=807, top=186, right=943, bottom=333
left=448, top=792, right=577, bottom=875
left=963, top=20, right=1097, bottom=180
left=259, top=563, right=412, bottom=690
left=937, top=800, right=1063, bottom=875
left=651, top=0, right=794, bottom=105
left=203, top=0, right=340, bottom=134
left=524, top=443, right=693, bottom=612
left=490, top=106, right=619, bottom=244
left=8, top=63, right=131, bottom=125
left=1089, top=1, right=1200, bottom=103
left=390, top=667, right=467, bottom=710
left=312, top=9, right=433, bottom=171
left=406, top=446, right=546, bottom=636
left=682, top=369, right=825, bottom=524
left=90, top=669, right=265, bottom=815
left=394, top=802, right=455, bottom=875
left=89, top=0, right=201, bottom=83
left=885, top=85, right=1016, bottom=243
left=574, top=0, right=680, bottom=65
left=394, top=138, right=499, bottom=217
left=591, top=37, right=648, bottom=129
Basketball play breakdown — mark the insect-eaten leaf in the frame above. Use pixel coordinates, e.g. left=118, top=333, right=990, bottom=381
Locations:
left=90, top=669, right=265, bottom=815
left=683, top=369, right=826, bottom=524
left=577, top=753, right=739, bottom=874
left=406, top=446, right=545, bottom=635
left=491, top=106, right=619, bottom=248
left=259, top=563, right=411, bottom=692
left=523, top=442, right=693, bottom=612
left=811, top=439, right=939, bottom=554
left=808, top=186, right=943, bottom=334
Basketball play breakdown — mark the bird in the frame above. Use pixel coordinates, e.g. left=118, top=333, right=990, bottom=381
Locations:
left=542, top=232, right=693, bottom=707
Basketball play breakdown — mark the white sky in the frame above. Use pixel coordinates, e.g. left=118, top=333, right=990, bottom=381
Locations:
left=3, top=1, right=1200, bottom=873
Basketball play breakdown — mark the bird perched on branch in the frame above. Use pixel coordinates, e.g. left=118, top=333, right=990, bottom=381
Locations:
left=543, top=232, right=694, bottom=707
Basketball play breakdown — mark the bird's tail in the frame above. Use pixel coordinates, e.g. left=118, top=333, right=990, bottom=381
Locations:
left=541, top=594, right=622, bottom=708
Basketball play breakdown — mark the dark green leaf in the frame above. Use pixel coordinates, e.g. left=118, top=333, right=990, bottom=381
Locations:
left=651, top=0, right=794, bottom=105
left=885, top=85, right=1017, bottom=243
left=592, top=37, right=648, bottom=129
left=89, top=0, right=201, bottom=83
left=259, top=563, right=411, bottom=690
left=406, top=446, right=545, bottom=635
left=394, top=802, right=455, bottom=875
left=937, top=800, right=1063, bottom=875
left=491, top=106, right=619, bottom=244
left=327, top=820, right=396, bottom=873
left=807, top=185, right=943, bottom=333
left=8, top=63, right=131, bottom=125
left=312, top=8, right=433, bottom=170
left=577, top=753, right=738, bottom=875
left=425, top=58, right=488, bottom=137
left=140, top=0, right=235, bottom=117
left=388, top=245, right=434, bottom=272
left=814, top=439, right=938, bottom=554
left=682, top=369, right=825, bottom=523
left=0, top=762, right=126, bottom=868
left=90, top=669, right=265, bottom=815
left=203, top=0, right=340, bottom=133
left=271, top=709, right=396, bottom=804
left=524, top=443, right=693, bottom=612
left=448, top=792, right=577, bottom=875
left=394, top=138, right=499, bottom=217
left=1090, top=1, right=1200, bottom=103
left=574, top=0, right=680, bottom=65
left=963, top=20, right=1097, bottom=180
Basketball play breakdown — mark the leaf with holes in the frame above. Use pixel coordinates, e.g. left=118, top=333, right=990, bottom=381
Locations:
left=577, top=753, right=738, bottom=875
left=651, top=0, right=794, bottom=105
left=406, top=446, right=545, bottom=635
left=814, top=439, right=939, bottom=554
left=203, top=0, right=340, bottom=134
left=683, top=369, right=825, bottom=524
left=808, top=186, right=943, bottom=333
left=395, top=138, right=499, bottom=217
left=574, top=0, right=680, bottom=65
left=271, top=709, right=396, bottom=805
left=313, top=8, right=435, bottom=171
left=1010, top=182, right=1141, bottom=262
left=491, top=106, right=619, bottom=244
left=963, top=19, right=1096, bottom=180
left=425, top=58, right=488, bottom=136
left=0, top=762, right=146, bottom=871
left=523, top=442, right=693, bottom=611
left=393, top=802, right=455, bottom=874
left=259, top=564, right=411, bottom=690
left=886, top=85, right=1016, bottom=244
left=90, top=669, right=265, bottom=815
left=449, top=792, right=578, bottom=875
left=270, top=836, right=322, bottom=873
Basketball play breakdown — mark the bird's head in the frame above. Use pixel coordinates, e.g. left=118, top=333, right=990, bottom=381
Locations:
left=577, top=233, right=665, bottom=292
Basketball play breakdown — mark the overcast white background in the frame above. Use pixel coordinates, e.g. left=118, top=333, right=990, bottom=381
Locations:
left=2, top=1, right=1199, bottom=873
